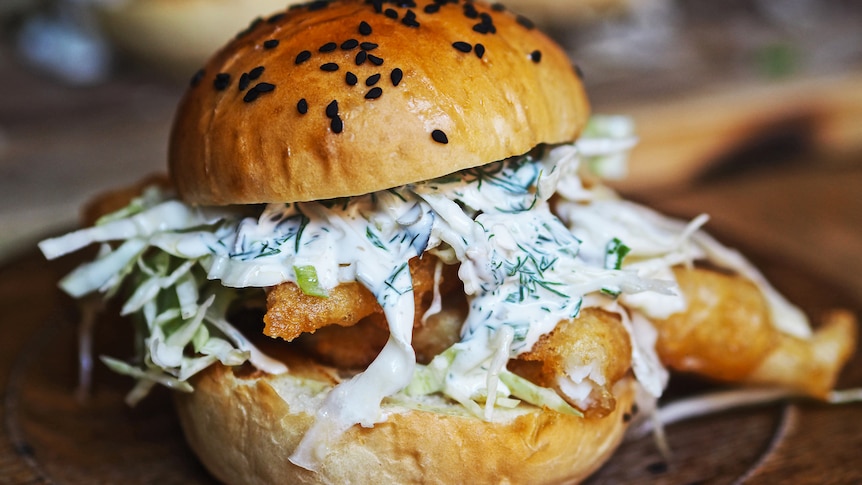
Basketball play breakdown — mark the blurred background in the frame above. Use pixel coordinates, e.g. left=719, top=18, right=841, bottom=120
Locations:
left=1, top=0, right=861, bottom=295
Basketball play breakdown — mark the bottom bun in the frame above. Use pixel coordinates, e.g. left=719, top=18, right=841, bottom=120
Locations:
left=174, top=354, right=637, bottom=485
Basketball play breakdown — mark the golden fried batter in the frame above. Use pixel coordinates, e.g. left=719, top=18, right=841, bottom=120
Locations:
left=510, top=308, right=633, bottom=418
left=654, top=266, right=857, bottom=398
left=263, top=254, right=461, bottom=341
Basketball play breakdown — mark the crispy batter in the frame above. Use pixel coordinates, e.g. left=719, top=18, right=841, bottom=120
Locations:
left=655, top=267, right=857, bottom=398
left=263, top=254, right=461, bottom=341
left=298, top=299, right=467, bottom=369
left=510, top=308, right=633, bottom=418
left=653, top=267, right=778, bottom=381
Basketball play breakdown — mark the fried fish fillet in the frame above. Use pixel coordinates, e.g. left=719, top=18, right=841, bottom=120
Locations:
left=654, top=266, right=857, bottom=398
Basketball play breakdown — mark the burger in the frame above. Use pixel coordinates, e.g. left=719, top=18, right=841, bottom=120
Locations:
left=38, top=1, right=857, bottom=484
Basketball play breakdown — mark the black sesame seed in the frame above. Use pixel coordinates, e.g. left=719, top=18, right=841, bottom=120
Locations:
left=431, top=129, right=449, bottom=144
left=472, top=22, right=491, bottom=34
left=243, top=89, right=260, bottom=103
left=463, top=4, right=478, bottom=18
left=365, top=73, right=381, bottom=86
left=390, top=67, right=403, bottom=86
left=355, top=50, right=368, bottom=65
left=190, top=68, right=205, bottom=86
left=295, top=50, right=312, bottom=64
left=326, top=100, right=339, bottom=118
left=397, top=0, right=416, bottom=7
left=297, top=98, right=308, bottom=114
left=491, top=2, right=505, bottom=11
left=452, top=41, right=472, bottom=53
left=475, top=43, right=485, bottom=59
left=331, top=116, right=343, bottom=133
left=359, top=21, right=372, bottom=35
left=319, top=42, right=337, bottom=52
left=236, top=17, right=263, bottom=39
left=267, top=12, right=286, bottom=23
left=401, top=10, right=420, bottom=27
left=249, top=66, right=265, bottom=80
left=253, top=82, right=275, bottom=92
left=346, top=71, right=358, bottom=85
left=516, top=15, right=535, bottom=29
left=423, top=4, right=440, bottom=13
left=368, top=54, right=384, bottom=66
left=360, top=42, right=378, bottom=51
left=370, top=0, right=383, bottom=13
left=530, top=50, right=542, bottom=63
left=365, top=87, right=383, bottom=99
left=307, top=0, right=329, bottom=11
left=622, top=412, right=632, bottom=423
left=574, top=63, right=584, bottom=79
left=341, top=39, right=359, bottom=50
left=384, top=8, right=398, bottom=19
left=213, top=73, right=231, bottom=90
left=238, top=72, right=251, bottom=91
left=320, top=62, right=340, bottom=72
left=263, top=39, right=280, bottom=49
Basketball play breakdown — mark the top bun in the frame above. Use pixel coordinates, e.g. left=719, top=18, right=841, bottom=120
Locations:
left=169, top=0, right=589, bottom=205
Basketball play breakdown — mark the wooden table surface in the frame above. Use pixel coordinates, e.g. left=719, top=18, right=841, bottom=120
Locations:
left=1, top=35, right=861, bottom=484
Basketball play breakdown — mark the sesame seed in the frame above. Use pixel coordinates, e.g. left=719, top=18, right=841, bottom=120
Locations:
left=346, top=71, right=358, bottom=85
left=463, top=4, right=478, bottom=18
left=475, top=43, right=485, bottom=59
left=359, top=21, right=372, bottom=35
left=326, top=100, right=339, bottom=118
left=297, top=98, right=308, bottom=114
left=365, top=87, right=383, bottom=99
left=390, top=68, right=403, bottom=86
left=267, top=12, right=286, bottom=23
left=397, top=0, right=416, bottom=7
left=243, top=89, right=259, bottom=103
left=263, top=39, right=280, bottom=49
left=238, top=72, right=251, bottom=91
left=401, top=10, right=420, bottom=27
left=452, top=41, right=472, bottom=53
left=320, top=62, right=340, bottom=72
left=355, top=50, right=368, bottom=65
left=190, top=68, right=205, bottom=87
left=295, top=50, right=312, bottom=64
left=307, top=0, right=329, bottom=11
left=236, top=17, right=262, bottom=39
left=341, top=39, right=359, bottom=50
left=431, top=129, right=448, bottom=144
left=365, top=73, right=381, bottom=86
left=360, top=42, right=378, bottom=51
left=424, top=4, right=440, bottom=13
left=253, top=82, right=275, bottom=92
left=530, top=50, right=542, bottom=63
left=370, top=0, right=383, bottom=13
left=249, top=66, right=265, bottom=80
left=368, top=54, right=384, bottom=66
left=319, top=42, right=337, bottom=52
left=213, top=73, right=231, bottom=90
left=331, top=116, right=343, bottom=133
left=574, top=64, right=584, bottom=79
left=491, top=3, right=505, bottom=11
left=384, top=8, right=398, bottom=19
left=516, top=15, right=535, bottom=29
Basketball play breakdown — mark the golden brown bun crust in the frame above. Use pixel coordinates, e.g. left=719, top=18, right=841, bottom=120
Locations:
left=174, top=359, right=636, bottom=485
left=168, top=0, right=589, bottom=205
